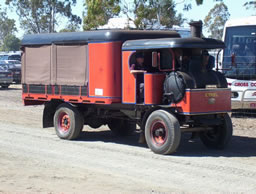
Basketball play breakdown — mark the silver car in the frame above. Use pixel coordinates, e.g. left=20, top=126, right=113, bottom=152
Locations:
left=0, top=66, right=13, bottom=88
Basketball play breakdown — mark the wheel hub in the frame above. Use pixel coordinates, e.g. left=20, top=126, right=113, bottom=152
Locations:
left=151, top=120, right=167, bottom=146
left=155, top=128, right=164, bottom=137
left=59, top=114, right=70, bottom=132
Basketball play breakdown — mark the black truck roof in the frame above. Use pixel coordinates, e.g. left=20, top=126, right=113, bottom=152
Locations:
left=21, top=30, right=180, bottom=46
left=122, top=37, right=225, bottom=50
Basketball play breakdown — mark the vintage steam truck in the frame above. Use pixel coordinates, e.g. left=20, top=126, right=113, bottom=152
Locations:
left=21, top=22, right=232, bottom=155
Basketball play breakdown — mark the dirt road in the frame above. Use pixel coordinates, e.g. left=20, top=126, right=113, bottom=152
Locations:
left=0, top=85, right=256, bottom=193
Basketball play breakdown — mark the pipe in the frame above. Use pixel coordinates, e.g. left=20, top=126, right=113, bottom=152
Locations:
left=189, top=20, right=203, bottom=38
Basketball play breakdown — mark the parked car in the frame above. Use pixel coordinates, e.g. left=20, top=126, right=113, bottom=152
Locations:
left=5, top=60, right=21, bottom=84
left=0, top=51, right=21, bottom=61
left=0, top=60, right=21, bottom=84
left=0, top=66, right=13, bottom=88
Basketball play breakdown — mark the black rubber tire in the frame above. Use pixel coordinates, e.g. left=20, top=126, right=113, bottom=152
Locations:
left=54, top=103, right=84, bottom=140
left=145, top=110, right=181, bottom=155
left=108, top=119, right=136, bottom=136
left=199, top=113, right=233, bottom=149
left=87, top=119, right=102, bottom=129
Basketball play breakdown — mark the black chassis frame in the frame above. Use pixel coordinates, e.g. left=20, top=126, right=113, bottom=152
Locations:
left=43, top=100, right=224, bottom=133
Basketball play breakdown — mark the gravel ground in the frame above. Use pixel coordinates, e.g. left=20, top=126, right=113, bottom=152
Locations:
left=0, top=85, right=256, bottom=193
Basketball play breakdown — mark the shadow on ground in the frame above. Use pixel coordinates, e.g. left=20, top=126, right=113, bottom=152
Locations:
left=77, top=129, right=256, bottom=157
left=232, top=111, right=256, bottom=118
left=79, top=129, right=146, bottom=148
left=176, top=134, right=256, bottom=157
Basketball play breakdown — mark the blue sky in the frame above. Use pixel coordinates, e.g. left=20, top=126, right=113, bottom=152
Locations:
left=175, top=0, right=254, bottom=22
left=2, top=0, right=255, bottom=38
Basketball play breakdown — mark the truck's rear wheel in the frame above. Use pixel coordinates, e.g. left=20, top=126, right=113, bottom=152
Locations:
left=199, top=113, right=233, bottom=149
left=54, top=103, right=84, bottom=140
left=108, top=119, right=136, bottom=136
left=145, top=110, right=181, bottom=155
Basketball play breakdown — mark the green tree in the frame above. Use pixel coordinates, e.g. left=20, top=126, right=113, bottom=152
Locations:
left=158, top=0, right=184, bottom=28
left=133, top=0, right=155, bottom=29
left=0, top=34, right=20, bottom=51
left=204, top=2, right=230, bottom=40
left=133, top=0, right=184, bottom=29
left=244, top=0, right=256, bottom=11
left=83, top=0, right=121, bottom=30
left=182, top=0, right=222, bottom=11
left=5, top=0, right=81, bottom=34
left=195, top=0, right=203, bottom=4
left=59, top=23, right=80, bottom=32
left=0, top=6, right=17, bottom=45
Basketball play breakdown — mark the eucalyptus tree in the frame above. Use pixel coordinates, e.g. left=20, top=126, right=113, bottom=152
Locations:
left=5, top=0, right=81, bottom=33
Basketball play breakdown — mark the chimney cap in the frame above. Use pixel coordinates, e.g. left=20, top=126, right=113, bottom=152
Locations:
left=189, top=20, right=203, bottom=27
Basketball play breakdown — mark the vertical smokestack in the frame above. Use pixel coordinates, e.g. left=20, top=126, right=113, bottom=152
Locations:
left=189, top=20, right=203, bottom=38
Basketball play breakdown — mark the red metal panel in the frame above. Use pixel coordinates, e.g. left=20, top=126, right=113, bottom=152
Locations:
left=122, top=51, right=136, bottom=104
left=88, top=42, right=122, bottom=101
left=22, top=90, right=120, bottom=106
left=144, top=73, right=165, bottom=104
left=174, top=89, right=231, bottom=114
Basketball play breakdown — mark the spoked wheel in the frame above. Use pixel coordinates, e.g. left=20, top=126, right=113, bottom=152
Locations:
left=108, top=119, right=136, bottom=136
left=200, top=113, right=233, bottom=149
left=54, top=103, right=84, bottom=140
left=145, top=110, right=181, bottom=155
left=58, top=112, right=71, bottom=133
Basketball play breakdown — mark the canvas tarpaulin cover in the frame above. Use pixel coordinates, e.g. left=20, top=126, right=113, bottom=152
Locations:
left=22, top=44, right=88, bottom=86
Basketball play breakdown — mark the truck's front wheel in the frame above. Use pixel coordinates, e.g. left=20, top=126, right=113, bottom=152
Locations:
left=199, top=113, right=233, bottom=149
left=54, top=103, right=84, bottom=140
left=145, top=110, right=181, bottom=155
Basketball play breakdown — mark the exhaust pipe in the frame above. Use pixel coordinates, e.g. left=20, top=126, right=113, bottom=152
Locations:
left=189, top=20, right=203, bottom=38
